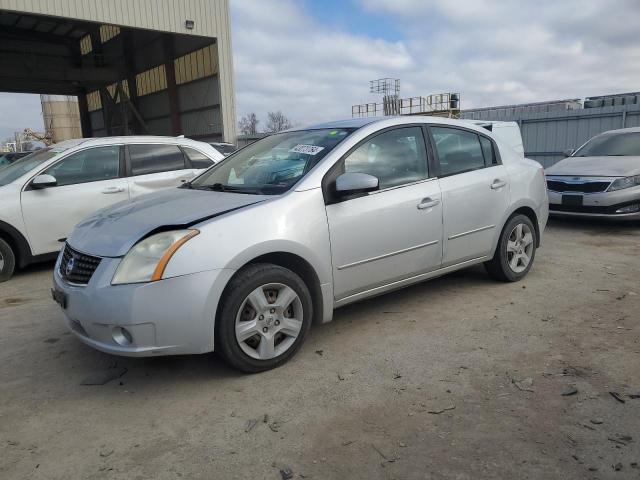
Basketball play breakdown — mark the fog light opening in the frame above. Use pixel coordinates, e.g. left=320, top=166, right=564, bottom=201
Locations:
left=615, top=204, right=640, bottom=214
left=112, top=327, right=133, bottom=346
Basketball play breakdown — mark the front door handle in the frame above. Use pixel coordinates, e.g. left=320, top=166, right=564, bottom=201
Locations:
left=102, top=186, right=125, bottom=194
left=417, top=198, right=440, bottom=210
left=491, top=179, right=507, bottom=190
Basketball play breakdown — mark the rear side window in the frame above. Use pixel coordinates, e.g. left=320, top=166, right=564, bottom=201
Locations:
left=479, top=136, right=497, bottom=166
left=183, top=147, right=214, bottom=169
left=129, top=144, right=186, bottom=176
left=431, top=127, right=485, bottom=176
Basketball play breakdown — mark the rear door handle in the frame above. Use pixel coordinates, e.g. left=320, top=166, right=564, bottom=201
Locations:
left=102, top=186, right=125, bottom=194
left=417, top=198, right=440, bottom=210
left=491, top=179, right=507, bottom=190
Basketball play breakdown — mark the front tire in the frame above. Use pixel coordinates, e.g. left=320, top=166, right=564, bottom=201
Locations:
left=484, top=214, right=537, bottom=282
left=0, top=237, right=16, bottom=283
left=215, top=263, right=313, bottom=373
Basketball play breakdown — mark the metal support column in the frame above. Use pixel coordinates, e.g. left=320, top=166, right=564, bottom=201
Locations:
left=163, top=34, right=182, bottom=136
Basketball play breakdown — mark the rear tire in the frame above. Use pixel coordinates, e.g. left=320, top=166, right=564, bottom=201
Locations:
left=484, top=214, right=537, bottom=282
left=0, top=237, right=16, bottom=283
left=215, top=263, right=313, bottom=373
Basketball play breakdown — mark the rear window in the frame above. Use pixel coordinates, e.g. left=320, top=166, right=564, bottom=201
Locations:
left=129, top=144, right=186, bottom=176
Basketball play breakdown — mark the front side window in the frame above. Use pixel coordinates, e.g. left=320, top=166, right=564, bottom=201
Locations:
left=343, top=127, right=429, bottom=190
left=432, top=127, right=486, bottom=176
left=0, top=148, right=58, bottom=186
left=574, top=132, right=640, bottom=157
left=129, top=144, right=186, bottom=176
left=183, top=147, right=214, bottom=169
left=190, top=128, right=354, bottom=194
left=43, top=146, right=120, bottom=186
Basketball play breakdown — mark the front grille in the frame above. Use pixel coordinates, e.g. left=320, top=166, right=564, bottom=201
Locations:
left=547, top=180, right=611, bottom=193
left=59, top=244, right=101, bottom=285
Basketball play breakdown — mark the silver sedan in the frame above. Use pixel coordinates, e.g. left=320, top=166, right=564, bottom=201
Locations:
left=546, top=127, right=640, bottom=220
left=52, top=116, right=548, bottom=372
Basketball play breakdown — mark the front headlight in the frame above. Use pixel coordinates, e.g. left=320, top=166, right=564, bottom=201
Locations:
left=112, top=229, right=199, bottom=285
left=608, top=175, right=640, bottom=192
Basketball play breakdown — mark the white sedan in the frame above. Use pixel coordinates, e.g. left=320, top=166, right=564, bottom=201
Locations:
left=0, top=136, right=223, bottom=281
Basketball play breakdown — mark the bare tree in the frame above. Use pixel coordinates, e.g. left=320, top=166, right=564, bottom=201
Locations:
left=238, top=113, right=260, bottom=135
left=265, top=111, right=293, bottom=133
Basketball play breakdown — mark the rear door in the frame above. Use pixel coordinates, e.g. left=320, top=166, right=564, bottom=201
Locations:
left=21, top=145, right=129, bottom=255
left=126, top=144, right=195, bottom=198
left=429, top=126, right=510, bottom=266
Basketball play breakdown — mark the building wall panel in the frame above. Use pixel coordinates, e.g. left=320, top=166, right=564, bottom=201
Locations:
left=177, top=77, right=220, bottom=112
left=0, top=0, right=237, bottom=143
left=462, top=103, right=640, bottom=167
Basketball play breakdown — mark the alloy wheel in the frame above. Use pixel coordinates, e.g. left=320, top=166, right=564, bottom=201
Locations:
left=506, top=223, right=534, bottom=273
left=235, top=282, right=303, bottom=360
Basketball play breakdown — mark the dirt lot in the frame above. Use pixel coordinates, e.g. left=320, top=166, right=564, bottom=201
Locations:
left=1, top=219, right=639, bottom=480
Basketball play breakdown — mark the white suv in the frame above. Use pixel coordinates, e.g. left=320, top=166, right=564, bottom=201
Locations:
left=0, top=136, right=223, bottom=281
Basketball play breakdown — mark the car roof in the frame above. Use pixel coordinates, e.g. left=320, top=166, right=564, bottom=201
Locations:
left=45, top=136, right=223, bottom=161
left=57, top=135, right=211, bottom=147
left=304, top=115, right=498, bottom=131
left=599, top=126, right=640, bottom=135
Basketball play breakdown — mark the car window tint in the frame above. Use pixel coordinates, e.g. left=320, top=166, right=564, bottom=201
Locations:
left=44, top=146, right=120, bottom=186
left=183, top=147, right=214, bottom=169
left=431, top=127, right=485, bottom=176
left=343, top=127, right=428, bottom=190
left=479, top=136, right=497, bottom=166
left=129, top=144, right=186, bottom=176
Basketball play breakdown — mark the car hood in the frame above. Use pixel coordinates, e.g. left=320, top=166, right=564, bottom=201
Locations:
left=68, top=188, right=271, bottom=257
left=545, top=156, right=640, bottom=177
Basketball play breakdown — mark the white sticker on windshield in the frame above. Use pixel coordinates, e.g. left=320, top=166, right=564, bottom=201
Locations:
left=290, top=144, right=325, bottom=155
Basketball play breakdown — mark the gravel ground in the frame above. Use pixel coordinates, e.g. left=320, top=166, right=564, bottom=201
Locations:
left=1, top=218, right=639, bottom=480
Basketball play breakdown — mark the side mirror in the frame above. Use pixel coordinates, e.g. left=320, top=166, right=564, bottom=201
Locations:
left=562, top=148, right=574, bottom=158
left=335, top=172, right=379, bottom=196
left=31, top=174, right=57, bottom=189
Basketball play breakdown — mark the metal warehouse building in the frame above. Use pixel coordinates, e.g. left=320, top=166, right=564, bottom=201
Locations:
left=0, top=0, right=236, bottom=143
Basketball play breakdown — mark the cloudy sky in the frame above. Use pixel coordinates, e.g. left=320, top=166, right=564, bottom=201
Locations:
left=2, top=0, right=638, bottom=139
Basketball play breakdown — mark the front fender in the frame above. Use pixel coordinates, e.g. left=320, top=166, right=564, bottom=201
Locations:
left=162, top=188, right=333, bottom=286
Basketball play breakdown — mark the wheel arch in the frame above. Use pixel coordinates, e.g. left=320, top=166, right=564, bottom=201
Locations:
left=489, top=203, right=541, bottom=258
left=0, top=220, right=32, bottom=268
left=220, top=251, right=327, bottom=326
left=509, top=206, right=540, bottom=247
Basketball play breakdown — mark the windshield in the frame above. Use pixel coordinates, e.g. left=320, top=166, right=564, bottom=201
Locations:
left=574, top=132, right=640, bottom=157
left=191, top=128, right=354, bottom=194
left=0, top=148, right=58, bottom=186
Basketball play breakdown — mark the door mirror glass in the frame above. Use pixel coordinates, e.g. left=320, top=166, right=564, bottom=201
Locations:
left=335, top=172, right=379, bottom=195
left=562, top=148, right=574, bottom=157
left=31, top=174, right=57, bottom=189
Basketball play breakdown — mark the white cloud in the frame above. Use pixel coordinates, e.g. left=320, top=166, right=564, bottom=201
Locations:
left=358, top=0, right=640, bottom=107
left=231, top=0, right=414, bottom=128
left=232, top=0, right=640, bottom=129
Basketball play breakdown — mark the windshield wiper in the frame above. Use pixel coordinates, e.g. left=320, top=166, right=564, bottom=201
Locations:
left=197, top=183, right=263, bottom=194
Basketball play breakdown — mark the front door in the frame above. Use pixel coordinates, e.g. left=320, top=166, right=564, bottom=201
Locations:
left=325, top=126, right=443, bottom=300
left=429, top=126, right=510, bottom=266
left=21, top=145, right=129, bottom=255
